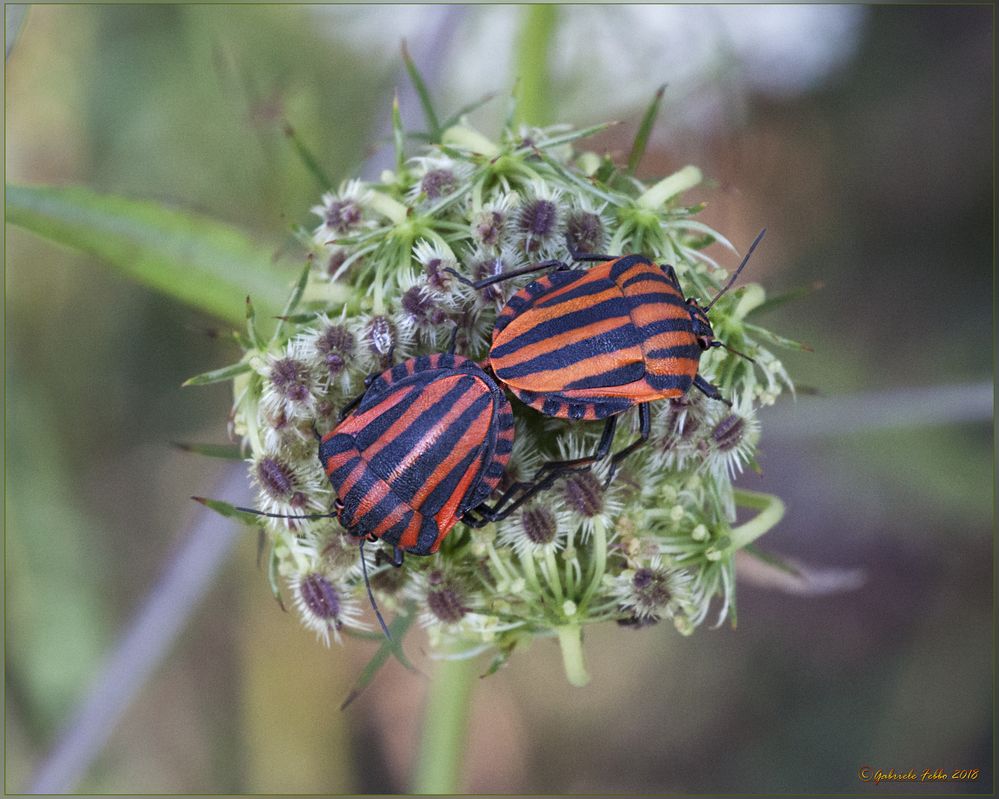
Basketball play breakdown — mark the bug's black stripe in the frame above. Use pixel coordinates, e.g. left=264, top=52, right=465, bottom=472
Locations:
left=533, top=275, right=614, bottom=308
left=646, top=345, right=701, bottom=360
left=562, top=362, right=647, bottom=391
left=354, top=373, right=462, bottom=450
left=337, top=464, right=383, bottom=529
left=493, top=291, right=689, bottom=362
left=610, top=255, right=654, bottom=280
left=425, top=444, right=485, bottom=517
left=638, top=318, right=697, bottom=337
left=350, top=486, right=406, bottom=538
left=318, top=432, right=355, bottom=462
left=386, top=390, right=494, bottom=507
left=356, top=371, right=432, bottom=417
left=493, top=324, right=640, bottom=379
left=645, top=371, right=693, bottom=392
left=491, top=296, right=632, bottom=357
left=620, top=270, right=682, bottom=292
left=366, top=377, right=483, bottom=482
left=376, top=508, right=415, bottom=548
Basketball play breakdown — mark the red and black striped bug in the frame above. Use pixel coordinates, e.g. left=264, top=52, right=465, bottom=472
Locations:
left=317, top=350, right=515, bottom=559
left=231, top=346, right=516, bottom=636
left=447, top=229, right=765, bottom=494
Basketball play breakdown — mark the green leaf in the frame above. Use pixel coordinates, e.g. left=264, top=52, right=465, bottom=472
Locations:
left=191, top=495, right=265, bottom=525
left=392, top=92, right=406, bottom=176
left=340, top=610, right=420, bottom=710
left=282, top=122, right=334, bottom=190
left=245, top=296, right=264, bottom=350
left=627, top=84, right=666, bottom=176
left=440, top=91, right=500, bottom=131
left=744, top=323, right=813, bottom=352
left=6, top=183, right=294, bottom=325
left=270, top=261, right=312, bottom=343
left=401, top=39, right=442, bottom=142
left=746, top=281, right=825, bottom=318
left=268, top=537, right=286, bottom=612
left=182, top=361, right=252, bottom=387
left=172, top=442, right=244, bottom=459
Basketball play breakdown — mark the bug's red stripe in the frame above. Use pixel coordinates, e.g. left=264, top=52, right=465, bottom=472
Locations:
left=336, top=459, right=368, bottom=499
left=397, top=514, right=423, bottom=550
left=386, top=381, right=484, bottom=484
left=411, top=399, right=491, bottom=509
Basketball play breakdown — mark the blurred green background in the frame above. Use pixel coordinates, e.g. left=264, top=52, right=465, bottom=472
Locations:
left=5, top=5, right=992, bottom=793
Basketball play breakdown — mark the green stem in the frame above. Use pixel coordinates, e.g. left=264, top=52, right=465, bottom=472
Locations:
left=411, top=655, right=476, bottom=793
left=513, top=5, right=559, bottom=127
left=556, top=624, right=590, bottom=687
left=726, top=490, right=786, bottom=553
left=578, top=517, right=607, bottom=610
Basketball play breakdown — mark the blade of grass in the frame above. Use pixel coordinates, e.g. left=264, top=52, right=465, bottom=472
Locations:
left=746, top=281, right=825, bottom=318
left=6, top=184, right=293, bottom=325
left=340, top=610, right=419, bottom=710
left=172, top=442, right=244, bottom=460
left=627, top=84, right=666, bottom=176
left=282, top=122, right=334, bottom=190
left=182, top=361, right=253, bottom=387
left=401, top=39, right=442, bottom=142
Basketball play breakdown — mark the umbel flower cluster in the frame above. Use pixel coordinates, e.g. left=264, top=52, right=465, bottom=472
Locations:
left=194, top=102, right=795, bottom=685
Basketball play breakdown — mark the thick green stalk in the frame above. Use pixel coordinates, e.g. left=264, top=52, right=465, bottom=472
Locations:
left=557, top=624, right=590, bottom=687
left=726, top=490, right=786, bottom=553
left=513, top=5, right=559, bottom=127
left=410, top=655, right=476, bottom=793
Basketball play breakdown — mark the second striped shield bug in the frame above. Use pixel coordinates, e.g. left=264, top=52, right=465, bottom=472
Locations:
left=227, top=345, right=517, bottom=636
left=448, top=230, right=765, bottom=484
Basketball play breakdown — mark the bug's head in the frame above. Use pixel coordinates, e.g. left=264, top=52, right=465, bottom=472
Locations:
left=687, top=301, right=715, bottom=351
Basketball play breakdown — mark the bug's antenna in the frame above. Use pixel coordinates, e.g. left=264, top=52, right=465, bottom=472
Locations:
left=713, top=340, right=757, bottom=364
left=704, top=228, right=767, bottom=312
left=228, top=505, right=338, bottom=521
left=358, top=539, right=392, bottom=641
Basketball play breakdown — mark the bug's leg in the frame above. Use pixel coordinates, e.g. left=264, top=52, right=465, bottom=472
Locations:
left=337, top=391, right=365, bottom=421
left=604, top=403, right=652, bottom=487
left=444, top=258, right=569, bottom=291
left=358, top=539, right=392, bottom=641
left=446, top=323, right=459, bottom=355
left=567, top=248, right=618, bottom=263
left=468, top=417, right=619, bottom=523
left=337, top=365, right=389, bottom=421
left=373, top=545, right=406, bottom=568
left=660, top=264, right=681, bottom=288
left=693, top=374, right=732, bottom=406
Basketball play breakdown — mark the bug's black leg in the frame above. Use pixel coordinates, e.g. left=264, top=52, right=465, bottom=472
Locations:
left=466, top=416, right=619, bottom=523
left=604, top=403, right=652, bottom=487
left=660, top=264, right=681, bottom=288
left=567, top=248, right=619, bottom=263
left=338, top=364, right=390, bottom=421
left=446, top=323, right=459, bottom=355
left=693, top=374, right=732, bottom=407
left=374, top=545, right=406, bottom=568
left=444, top=258, right=569, bottom=291
left=337, top=391, right=365, bottom=421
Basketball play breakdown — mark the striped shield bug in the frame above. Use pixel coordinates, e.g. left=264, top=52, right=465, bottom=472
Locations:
left=317, top=350, right=515, bottom=558
left=447, top=229, right=765, bottom=488
left=227, top=345, right=516, bottom=637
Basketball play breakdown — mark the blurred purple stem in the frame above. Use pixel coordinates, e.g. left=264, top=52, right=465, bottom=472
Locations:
left=762, top=380, right=992, bottom=438
left=26, top=465, right=249, bottom=793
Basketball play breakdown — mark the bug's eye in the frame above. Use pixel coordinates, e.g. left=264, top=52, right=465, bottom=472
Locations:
left=334, top=498, right=345, bottom=511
